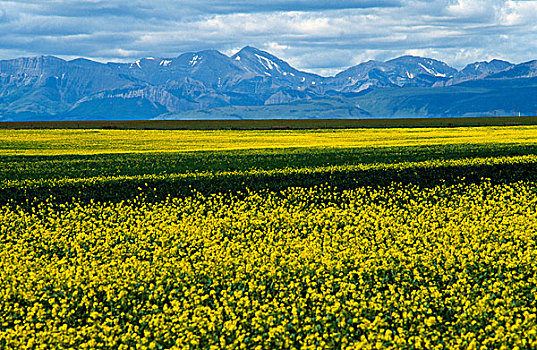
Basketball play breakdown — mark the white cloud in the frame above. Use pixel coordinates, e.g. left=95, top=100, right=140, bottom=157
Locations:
left=445, top=0, right=495, bottom=18
left=499, top=0, right=537, bottom=26
left=0, top=0, right=536, bottom=74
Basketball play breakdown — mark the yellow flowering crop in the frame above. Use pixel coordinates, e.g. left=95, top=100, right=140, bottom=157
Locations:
left=1, top=126, right=537, bottom=156
left=1, top=126, right=537, bottom=349
left=1, top=180, right=537, bottom=349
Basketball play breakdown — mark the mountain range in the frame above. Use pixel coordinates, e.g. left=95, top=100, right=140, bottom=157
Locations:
left=0, top=46, right=536, bottom=121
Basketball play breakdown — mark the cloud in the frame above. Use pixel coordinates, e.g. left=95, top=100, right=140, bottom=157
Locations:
left=190, top=0, right=403, bottom=13
left=444, top=0, right=500, bottom=20
left=0, top=0, right=536, bottom=74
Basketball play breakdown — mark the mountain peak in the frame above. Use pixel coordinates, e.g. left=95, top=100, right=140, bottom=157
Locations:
left=233, top=46, right=280, bottom=61
left=386, top=55, right=448, bottom=65
left=387, top=55, right=423, bottom=61
left=487, top=59, right=537, bottom=79
left=489, top=59, right=512, bottom=65
left=69, top=58, right=104, bottom=67
left=29, top=55, right=66, bottom=63
left=231, top=46, right=322, bottom=82
left=237, top=46, right=264, bottom=54
left=191, top=49, right=226, bottom=57
left=459, top=59, right=514, bottom=78
left=232, top=47, right=288, bottom=75
left=171, top=50, right=227, bottom=65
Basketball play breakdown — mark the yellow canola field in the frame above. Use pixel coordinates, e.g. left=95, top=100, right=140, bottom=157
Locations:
left=1, top=181, right=537, bottom=349
left=2, top=125, right=537, bottom=156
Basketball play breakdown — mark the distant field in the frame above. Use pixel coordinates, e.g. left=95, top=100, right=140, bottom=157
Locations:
left=1, top=115, right=537, bottom=130
left=2, top=126, right=537, bottom=349
left=1, top=125, right=537, bottom=156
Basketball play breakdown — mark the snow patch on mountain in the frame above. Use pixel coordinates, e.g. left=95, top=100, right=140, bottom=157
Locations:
left=189, top=55, right=200, bottom=66
left=130, top=60, right=142, bottom=69
left=418, top=63, right=445, bottom=77
left=255, top=54, right=280, bottom=72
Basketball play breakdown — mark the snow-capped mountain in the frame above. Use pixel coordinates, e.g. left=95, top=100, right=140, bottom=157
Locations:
left=232, top=46, right=322, bottom=87
left=459, top=59, right=513, bottom=78
left=229, top=46, right=326, bottom=104
left=107, top=50, right=248, bottom=88
left=439, top=59, right=515, bottom=86
left=332, top=56, right=457, bottom=92
left=387, top=55, right=457, bottom=79
left=487, top=60, right=537, bottom=79
left=0, top=47, right=534, bottom=120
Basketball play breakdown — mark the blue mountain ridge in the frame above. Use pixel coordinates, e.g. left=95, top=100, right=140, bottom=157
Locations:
left=0, top=47, right=535, bottom=121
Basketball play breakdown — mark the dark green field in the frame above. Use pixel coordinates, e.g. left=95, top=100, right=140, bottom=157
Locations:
left=2, top=124, right=537, bottom=206
left=3, top=143, right=537, bottom=206
left=1, top=116, right=537, bottom=130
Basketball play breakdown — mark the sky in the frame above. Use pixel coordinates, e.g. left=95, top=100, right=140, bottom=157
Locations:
left=0, top=0, right=536, bottom=76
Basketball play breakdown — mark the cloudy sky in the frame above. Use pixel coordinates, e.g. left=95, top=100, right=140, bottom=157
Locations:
left=0, top=0, right=536, bottom=75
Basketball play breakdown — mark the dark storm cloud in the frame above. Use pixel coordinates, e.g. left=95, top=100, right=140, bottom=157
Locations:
left=0, top=0, right=536, bottom=75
